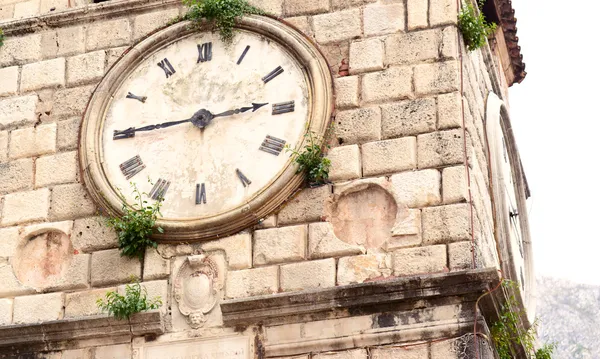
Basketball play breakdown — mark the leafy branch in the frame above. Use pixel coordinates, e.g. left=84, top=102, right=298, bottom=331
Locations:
left=96, top=280, right=162, bottom=320
left=183, top=0, right=265, bottom=42
left=107, top=181, right=163, bottom=260
left=286, top=131, right=331, bottom=186
left=458, top=0, right=497, bottom=51
left=0, top=28, right=5, bottom=48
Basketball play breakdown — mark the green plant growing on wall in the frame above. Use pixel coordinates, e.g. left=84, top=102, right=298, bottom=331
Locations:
left=96, top=280, right=162, bottom=320
left=491, top=280, right=556, bottom=358
left=107, top=181, right=163, bottom=260
left=183, top=0, right=265, bottom=42
left=286, top=131, right=331, bottom=186
left=0, top=28, right=5, bottom=48
left=458, top=0, right=497, bottom=51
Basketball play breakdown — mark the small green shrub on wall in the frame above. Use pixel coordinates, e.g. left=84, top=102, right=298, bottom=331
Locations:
left=107, top=181, right=163, bottom=260
left=0, top=28, right=5, bottom=48
left=458, top=0, right=497, bottom=51
left=286, top=131, right=331, bottom=186
left=183, top=0, right=265, bottom=42
left=97, top=281, right=162, bottom=320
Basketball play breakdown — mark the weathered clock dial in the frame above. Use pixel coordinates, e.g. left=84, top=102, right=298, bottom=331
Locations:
left=81, top=17, right=333, bottom=241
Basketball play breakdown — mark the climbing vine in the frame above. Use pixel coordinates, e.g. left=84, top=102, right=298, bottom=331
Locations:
left=183, top=0, right=265, bottom=42
left=458, top=0, right=497, bottom=51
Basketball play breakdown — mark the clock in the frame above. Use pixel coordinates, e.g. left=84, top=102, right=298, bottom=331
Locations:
left=80, top=16, right=333, bottom=241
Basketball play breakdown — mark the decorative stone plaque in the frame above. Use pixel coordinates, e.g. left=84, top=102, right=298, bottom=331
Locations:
left=142, top=336, right=250, bottom=359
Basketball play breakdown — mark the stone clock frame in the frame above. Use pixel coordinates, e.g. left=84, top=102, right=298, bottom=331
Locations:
left=79, top=16, right=333, bottom=242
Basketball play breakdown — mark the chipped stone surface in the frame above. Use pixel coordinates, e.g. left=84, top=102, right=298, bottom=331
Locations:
left=284, top=0, right=328, bottom=16
left=20, top=57, right=66, bottom=92
left=308, top=222, right=364, bottom=259
left=0, top=298, right=13, bottom=325
left=0, top=66, right=19, bottom=97
left=334, top=107, right=381, bottom=145
left=57, top=117, right=82, bottom=150
left=0, top=34, right=41, bottom=67
left=0, top=95, right=38, bottom=130
left=385, top=29, right=439, bottom=65
left=72, top=216, right=118, bottom=252
left=414, top=61, right=460, bottom=95
left=313, top=9, right=361, bottom=44
left=422, top=203, right=471, bottom=244
left=363, top=3, right=404, bottom=36
left=35, top=151, right=78, bottom=187
left=392, top=244, right=447, bottom=276
left=13, top=292, right=64, bottom=324
left=349, top=38, right=384, bottom=74
left=390, top=169, right=441, bottom=208
left=386, top=208, right=422, bottom=250
left=254, top=225, right=306, bottom=265
left=430, top=0, right=458, bottom=26
left=285, top=16, right=312, bottom=37
left=91, top=248, right=141, bottom=286
left=280, top=258, right=336, bottom=292
left=362, top=137, right=417, bottom=176
left=407, top=0, right=428, bottom=30
left=52, top=85, right=95, bottom=118
left=337, top=254, right=386, bottom=285
left=41, top=26, right=85, bottom=58
left=133, top=8, right=180, bottom=40
left=0, top=227, right=20, bottom=257
left=86, top=19, right=132, bottom=51
left=278, top=185, right=331, bottom=225
left=201, top=232, right=252, bottom=270
left=327, top=145, right=361, bottom=181
left=0, top=158, right=34, bottom=194
left=249, top=0, right=283, bottom=15
left=65, top=287, right=114, bottom=318
left=381, top=98, right=436, bottom=138
left=443, top=165, right=467, bottom=203
left=313, top=349, right=368, bottom=359
left=50, top=183, right=97, bottom=221
left=417, top=129, right=464, bottom=168
left=143, top=248, right=170, bottom=280
left=1, top=188, right=50, bottom=226
left=225, top=266, right=278, bottom=299
left=438, top=92, right=462, bottom=129
left=0, top=264, right=35, bottom=297
left=66, top=51, right=105, bottom=86
left=94, top=344, right=132, bottom=359
left=335, top=76, right=359, bottom=109
left=9, top=123, right=57, bottom=159
left=448, top=241, right=473, bottom=270
left=362, top=67, right=412, bottom=103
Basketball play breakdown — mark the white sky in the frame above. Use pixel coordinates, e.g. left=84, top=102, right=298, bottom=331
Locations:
left=508, top=0, right=600, bottom=284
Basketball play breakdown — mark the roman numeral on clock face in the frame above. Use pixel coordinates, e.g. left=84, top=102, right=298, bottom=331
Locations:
left=197, top=42, right=213, bottom=63
left=259, top=135, right=286, bottom=156
left=196, top=183, right=206, bottom=204
left=272, top=101, right=294, bottom=115
left=262, top=66, right=283, bottom=83
left=149, top=178, right=170, bottom=200
left=237, top=45, right=250, bottom=65
left=157, top=58, right=176, bottom=78
left=236, top=169, right=252, bottom=187
left=126, top=92, right=147, bottom=103
left=119, top=155, right=145, bottom=179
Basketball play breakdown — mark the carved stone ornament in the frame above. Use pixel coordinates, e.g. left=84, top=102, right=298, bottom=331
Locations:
left=173, top=254, right=221, bottom=328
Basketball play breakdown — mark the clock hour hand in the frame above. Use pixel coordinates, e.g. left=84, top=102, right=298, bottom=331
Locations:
left=113, top=118, right=191, bottom=140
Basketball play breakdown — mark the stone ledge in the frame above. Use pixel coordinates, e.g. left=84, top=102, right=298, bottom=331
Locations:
left=0, top=310, right=164, bottom=354
left=221, top=268, right=500, bottom=326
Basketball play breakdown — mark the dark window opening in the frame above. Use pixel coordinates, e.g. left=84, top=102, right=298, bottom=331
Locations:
left=481, top=0, right=500, bottom=25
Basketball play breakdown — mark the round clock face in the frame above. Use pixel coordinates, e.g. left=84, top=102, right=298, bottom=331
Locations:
left=103, top=30, right=308, bottom=219
left=81, top=18, right=333, bottom=240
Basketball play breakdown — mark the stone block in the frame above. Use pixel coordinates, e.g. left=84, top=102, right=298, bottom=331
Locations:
left=201, top=232, right=252, bottom=270
left=392, top=244, right=447, bottom=276
left=442, top=165, right=467, bottom=203
left=364, top=3, right=404, bottom=36
left=0, top=227, right=20, bottom=257
left=334, top=107, right=381, bottom=146
left=66, top=51, right=105, bottom=86
left=13, top=0, right=39, bottom=19
left=254, top=225, right=306, bottom=265
left=49, top=253, right=90, bottom=291
left=49, top=183, right=97, bottom=221
left=318, top=42, right=350, bottom=75
left=91, top=248, right=141, bottom=286
left=94, top=344, right=131, bottom=359
left=0, top=4, right=14, bottom=21
left=133, top=8, right=180, bottom=40
left=1, top=188, right=50, bottom=226
left=441, top=26, right=459, bottom=59
left=280, top=258, right=336, bottom=292
left=72, top=216, right=119, bottom=252
left=414, top=61, right=460, bottom=95
left=390, top=169, right=441, bottom=208
left=57, top=117, right=82, bottom=150
left=143, top=248, right=170, bottom=280
left=106, top=46, right=128, bottom=70
left=9, top=123, right=57, bottom=159
left=0, top=265, right=34, bottom=297
left=278, top=185, right=331, bottom=224
left=0, top=158, right=33, bottom=194
left=0, top=66, right=19, bottom=96
left=381, top=98, right=436, bottom=138
left=417, top=129, right=464, bottom=168
left=284, top=16, right=312, bottom=37
left=422, top=203, right=471, bottom=244
left=314, top=349, right=367, bottom=359
left=438, top=92, right=462, bottom=129
left=0, top=131, right=7, bottom=163
left=362, top=67, right=412, bottom=103
left=0, top=95, right=38, bottom=130
left=384, top=29, right=439, bottom=65
left=42, top=26, right=86, bottom=58
left=0, top=298, right=12, bottom=325
left=249, top=0, right=282, bottom=15
left=20, top=57, right=65, bottom=92
left=0, top=34, right=41, bottom=67
left=448, top=241, right=473, bottom=270
left=40, top=0, right=69, bottom=14
left=225, top=266, right=278, bottom=298
left=52, top=85, right=95, bottom=118
left=86, top=18, right=132, bottom=51
left=256, top=214, right=277, bottom=229
left=407, top=0, right=428, bottom=30
left=65, top=288, right=114, bottom=318
left=337, top=254, right=386, bottom=285
left=362, top=137, right=417, bottom=176
left=35, top=151, right=78, bottom=187
left=334, top=76, right=359, bottom=109
left=284, top=0, right=328, bottom=16
left=13, top=292, right=64, bottom=324
left=430, top=339, right=457, bottom=359
left=313, top=9, right=361, bottom=44
left=386, top=208, right=422, bottom=250
left=62, top=349, right=92, bottom=359
left=349, top=38, right=384, bottom=74
left=308, top=222, right=364, bottom=259
left=326, top=145, right=361, bottom=181
left=430, top=0, right=457, bottom=26
left=372, top=345, right=427, bottom=358
left=332, top=0, right=375, bottom=9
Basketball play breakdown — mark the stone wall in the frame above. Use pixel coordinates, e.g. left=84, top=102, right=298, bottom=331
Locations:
left=0, top=0, right=514, bottom=357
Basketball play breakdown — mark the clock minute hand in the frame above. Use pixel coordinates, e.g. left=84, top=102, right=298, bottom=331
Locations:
left=213, top=102, right=269, bottom=118
left=113, top=118, right=192, bottom=140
